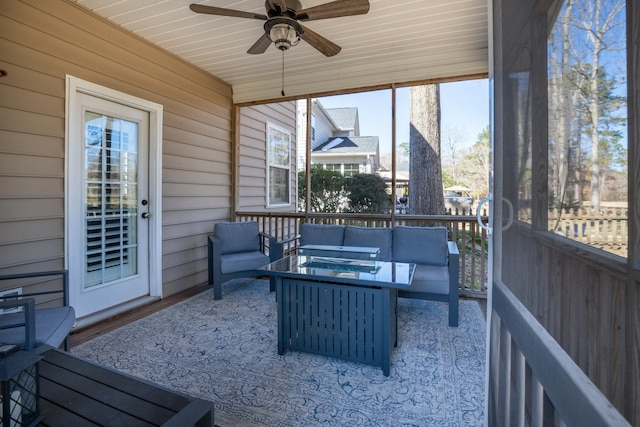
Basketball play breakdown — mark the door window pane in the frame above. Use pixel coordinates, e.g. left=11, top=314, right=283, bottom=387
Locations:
left=84, top=112, right=139, bottom=287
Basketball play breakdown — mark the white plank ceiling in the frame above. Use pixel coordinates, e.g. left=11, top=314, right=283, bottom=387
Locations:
left=74, top=0, right=489, bottom=103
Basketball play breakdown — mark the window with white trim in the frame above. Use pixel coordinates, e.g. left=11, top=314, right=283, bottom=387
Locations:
left=267, top=122, right=291, bottom=206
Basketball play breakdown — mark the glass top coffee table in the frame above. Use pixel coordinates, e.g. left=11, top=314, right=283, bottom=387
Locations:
left=259, top=255, right=415, bottom=376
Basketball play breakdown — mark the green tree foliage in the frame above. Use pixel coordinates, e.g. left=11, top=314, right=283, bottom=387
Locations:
left=577, top=66, right=627, bottom=166
left=398, top=141, right=410, bottom=158
left=298, top=165, right=346, bottom=212
left=345, top=173, right=391, bottom=214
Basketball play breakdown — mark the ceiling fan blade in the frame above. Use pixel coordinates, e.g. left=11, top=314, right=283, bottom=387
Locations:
left=300, top=25, right=341, bottom=57
left=297, top=0, right=370, bottom=21
left=247, top=33, right=272, bottom=54
left=189, top=4, right=267, bottom=20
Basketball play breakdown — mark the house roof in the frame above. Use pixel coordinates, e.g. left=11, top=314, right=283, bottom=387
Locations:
left=325, top=108, right=358, bottom=132
left=313, top=136, right=378, bottom=154
left=72, top=0, right=489, bottom=104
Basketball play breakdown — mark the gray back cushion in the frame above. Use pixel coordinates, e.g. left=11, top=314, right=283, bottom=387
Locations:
left=343, top=226, right=393, bottom=261
left=300, top=223, right=345, bottom=246
left=392, top=226, right=448, bottom=265
left=214, top=221, right=259, bottom=254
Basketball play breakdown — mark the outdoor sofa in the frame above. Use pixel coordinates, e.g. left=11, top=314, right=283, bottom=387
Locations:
left=273, top=223, right=460, bottom=327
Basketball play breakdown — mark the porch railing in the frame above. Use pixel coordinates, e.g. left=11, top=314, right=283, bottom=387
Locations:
left=235, top=211, right=489, bottom=296
left=489, top=281, right=630, bottom=426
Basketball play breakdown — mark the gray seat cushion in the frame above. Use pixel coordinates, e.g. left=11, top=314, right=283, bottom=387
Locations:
left=300, top=224, right=345, bottom=246
left=221, top=251, right=270, bottom=274
left=343, top=226, right=393, bottom=261
left=0, top=306, right=76, bottom=348
left=215, top=221, right=260, bottom=254
left=409, top=265, right=451, bottom=295
left=392, top=226, right=449, bottom=266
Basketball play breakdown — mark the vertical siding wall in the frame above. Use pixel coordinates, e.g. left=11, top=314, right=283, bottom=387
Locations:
left=0, top=0, right=233, bottom=296
left=502, top=227, right=635, bottom=421
left=237, top=102, right=297, bottom=212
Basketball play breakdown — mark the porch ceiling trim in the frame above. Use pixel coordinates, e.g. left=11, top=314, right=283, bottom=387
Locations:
left=73, top=0, right=489, bottom=104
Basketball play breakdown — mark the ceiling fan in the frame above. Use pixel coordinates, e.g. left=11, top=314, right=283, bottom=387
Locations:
left=189, top=0, right=370, bottom=57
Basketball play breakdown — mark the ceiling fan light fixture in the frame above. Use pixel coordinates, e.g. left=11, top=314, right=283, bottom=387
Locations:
left=270, top=23, right=298, bottom=50
left=265, top=18, right=302, bottom=51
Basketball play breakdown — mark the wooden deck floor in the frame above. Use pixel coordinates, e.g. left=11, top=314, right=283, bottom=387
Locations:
left=70, top=283, right=210, bottom=347
left=71, top=284, right=487, bottom=347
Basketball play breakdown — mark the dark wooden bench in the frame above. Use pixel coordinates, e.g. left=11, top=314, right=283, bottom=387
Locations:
left=34, top=346, right=214, bottom=426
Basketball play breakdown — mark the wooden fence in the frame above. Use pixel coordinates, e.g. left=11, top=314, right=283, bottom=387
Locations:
left=548, top=209, right=628, bottom=256
left=235, top=211, right=489, bottom=296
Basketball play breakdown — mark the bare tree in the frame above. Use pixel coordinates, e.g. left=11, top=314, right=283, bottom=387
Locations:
left=548, top=0, right=575, bottom=208
left=461, top=127, right=491, bottom=197
left=408, top=85, right=444, bottom=215
left=548, top=0, right=626, bottom=212
left=573, top=0, right=625, bottom=210
left=441, top=124, right=465, bottom=185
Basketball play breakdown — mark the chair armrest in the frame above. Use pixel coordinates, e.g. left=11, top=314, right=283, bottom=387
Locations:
left=0, top=298, right=36, bottom=350
left=258, top=232, right=282, bottom=262
left=207, top=234, right=222, bottom=285
left=271, top=235, right=301, bottom=260
left=259, top=231, right=273, bottom=253
left=447, top=241, right=460, bottom=293
left=0, top=270, right=70, bottom=307
left=447, top=241, right=460, bottom=327
left=448, top=241, right=460, bottom=257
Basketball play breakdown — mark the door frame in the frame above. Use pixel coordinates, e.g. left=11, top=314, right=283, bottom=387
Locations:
left=65, top=75, right=163, bottom=311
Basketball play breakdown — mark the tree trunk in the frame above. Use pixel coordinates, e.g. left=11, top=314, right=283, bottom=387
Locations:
left=587, top=0, right=602, bottom=211
left=408, top=85, right=444, bottom=215
left=557, top=0, right=574, bottom=207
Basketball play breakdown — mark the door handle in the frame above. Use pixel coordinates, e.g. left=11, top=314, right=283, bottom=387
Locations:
left=477, top=196, right=491, bottom=232
left=141, top=212, right=150, bottom=219
left=477, top=195, right=513, bottom=232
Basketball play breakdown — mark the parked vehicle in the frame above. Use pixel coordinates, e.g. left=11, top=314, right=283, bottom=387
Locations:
left=444, top=186, right=474, bottom=211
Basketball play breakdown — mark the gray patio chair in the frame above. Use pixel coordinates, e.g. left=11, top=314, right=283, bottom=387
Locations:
left=0, top=270, right=76, bottom=351
left=208, top=221, right=277, bottom=299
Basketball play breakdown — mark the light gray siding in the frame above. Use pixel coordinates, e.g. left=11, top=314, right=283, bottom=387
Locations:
left=312, top=111, right=333, bottom=150
left=0, top=0, right=233, bottom=297
left=237, top=102, right=297, bottom=213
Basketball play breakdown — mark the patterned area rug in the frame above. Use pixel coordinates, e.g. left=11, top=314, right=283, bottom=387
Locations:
left=73, top=279, right=486, bottom=426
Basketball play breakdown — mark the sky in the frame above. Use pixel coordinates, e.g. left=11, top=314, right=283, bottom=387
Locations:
left=317, top=79, right=490, bottom=156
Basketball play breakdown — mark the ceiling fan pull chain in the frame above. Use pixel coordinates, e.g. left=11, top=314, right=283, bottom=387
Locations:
left=281, top=49, right=286, bottom=97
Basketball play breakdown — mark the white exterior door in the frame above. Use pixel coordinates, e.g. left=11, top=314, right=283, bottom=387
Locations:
left=67, top=77, right=162, bottom=319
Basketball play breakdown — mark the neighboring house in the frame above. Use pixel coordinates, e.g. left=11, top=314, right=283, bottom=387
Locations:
left=312, top=136, right=379, bottom=177
left=297, top=100, right=379, bottom=175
